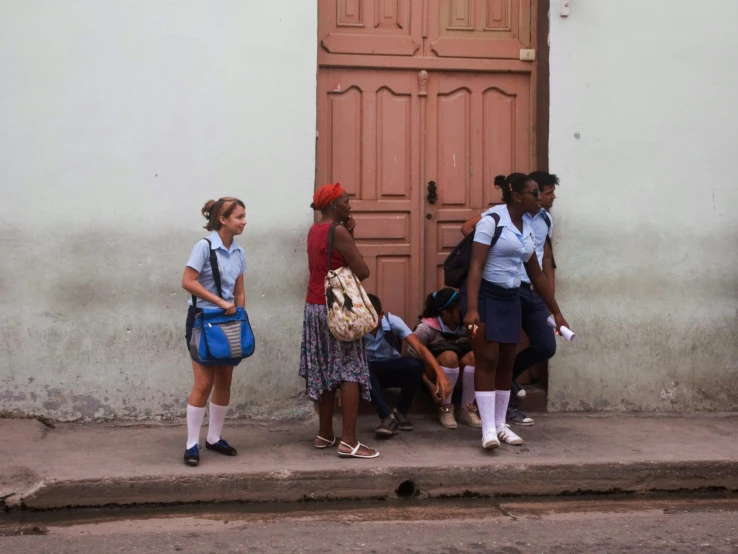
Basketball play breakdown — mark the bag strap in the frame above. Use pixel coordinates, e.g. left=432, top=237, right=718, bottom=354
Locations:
left=541, top=212, right=556, bottom=269
left=488, top=213, right=502, bottom=248
left=381, top=313, right=402, bottom=354
left=546, top=235, right=557, bottom=269
left=326, top=222, right=339, bottom=272
left=192, top=238, right=223, bottom=309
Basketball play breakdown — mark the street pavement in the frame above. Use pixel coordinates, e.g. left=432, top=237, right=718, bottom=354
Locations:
left=2, top=495, right=737, bottom=553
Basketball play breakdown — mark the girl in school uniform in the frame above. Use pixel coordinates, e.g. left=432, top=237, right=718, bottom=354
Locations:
left=463, top=174, right=569, bottom=450
left=407, top=288, right=482, bottom=430
left=181, top=197, right=248, bottom=467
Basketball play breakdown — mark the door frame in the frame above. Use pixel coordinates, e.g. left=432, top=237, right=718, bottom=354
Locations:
left=534, top=0, right=550, bottom=171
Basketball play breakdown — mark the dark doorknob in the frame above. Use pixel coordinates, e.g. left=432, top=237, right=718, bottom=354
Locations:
left=427, top=181, right=438, bottom=204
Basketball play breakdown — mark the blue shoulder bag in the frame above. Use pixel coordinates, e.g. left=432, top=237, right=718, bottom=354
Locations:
left=190, top=239, right=255, bottom=365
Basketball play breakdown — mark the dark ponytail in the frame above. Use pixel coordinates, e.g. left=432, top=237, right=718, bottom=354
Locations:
left=422, top=288, right=460, bottom=319
left=494, top=173, right=532, bottom=204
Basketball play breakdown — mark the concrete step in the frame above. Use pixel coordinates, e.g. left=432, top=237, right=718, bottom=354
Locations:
left=5, top=414, right=738, bottom=509
left=359, top=382, right=548, bottom=416
left=518, top=384, right=548, bottom=413
left=359, top=359, right=550, bottom=417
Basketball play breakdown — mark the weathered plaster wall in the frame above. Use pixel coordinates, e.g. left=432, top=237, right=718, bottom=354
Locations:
left=0, top=1, right=318, bottom=420
left=548, top=1, right=738, bottom=411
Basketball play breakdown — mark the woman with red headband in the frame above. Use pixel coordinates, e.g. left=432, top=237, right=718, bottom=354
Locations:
left=299, top=183, right=379, bottom=459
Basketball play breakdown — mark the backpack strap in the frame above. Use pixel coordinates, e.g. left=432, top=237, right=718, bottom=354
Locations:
left=547, top=237, right=557, bottom=269
left=488, top=213, right=502, bottom=248
left=541, top=212, right=556, bottom=269
left=381, top=313, right=402, bottom=354
left=192, top=238, right=223, bottom=309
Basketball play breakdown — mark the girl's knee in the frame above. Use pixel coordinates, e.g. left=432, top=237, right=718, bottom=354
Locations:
left=193, top=379, right=214, bottom=395
left=460, top=352, right=475, bottom=367
left=213, top=366, right=234, bottom=385
left=215, top=373, right=233, bottom=387
left=436, top=351, right=460, bottom=368
left=474, top=345, right=499, bottom=368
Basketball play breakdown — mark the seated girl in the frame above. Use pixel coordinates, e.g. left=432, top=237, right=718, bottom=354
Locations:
left=407, top=289, right=482, bottom=429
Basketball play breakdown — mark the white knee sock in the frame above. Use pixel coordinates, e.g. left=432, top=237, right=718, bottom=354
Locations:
left=475, top=391, right=496, bottom=441
left=186, top=404, right=206, bottom=449
left=461, top=366, right=476, bottom=407
left=207, top=403, right=229, bottom=444
left=495, top=390, right=511, bottom=429
left=440, top=367, right=460, bottom=405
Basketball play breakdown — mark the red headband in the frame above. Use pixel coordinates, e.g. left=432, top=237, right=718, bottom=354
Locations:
left=312, top=183, right=345, bottom=211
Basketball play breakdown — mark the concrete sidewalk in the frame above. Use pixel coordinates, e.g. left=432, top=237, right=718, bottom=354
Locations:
left=2, top=413, right=737, bottom=510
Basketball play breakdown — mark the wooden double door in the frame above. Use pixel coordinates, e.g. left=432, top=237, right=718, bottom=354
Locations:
left=317, top=1, right=537, bottom=323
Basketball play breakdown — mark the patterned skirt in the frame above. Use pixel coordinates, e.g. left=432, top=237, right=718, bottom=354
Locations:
left=299, top=303, right=371, bottom=402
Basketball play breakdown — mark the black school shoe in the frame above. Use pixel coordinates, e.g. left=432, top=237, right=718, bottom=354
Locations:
left=392, top=409, right=414, bottom=431
left=184, top=444, right=201, bottom=466
left=205, top=438, right=238, bottom=456
left=374, top=415, right=399, bottom=437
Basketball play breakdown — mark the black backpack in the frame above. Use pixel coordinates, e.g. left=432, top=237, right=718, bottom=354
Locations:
left=443, top=213, right=502, bottom=288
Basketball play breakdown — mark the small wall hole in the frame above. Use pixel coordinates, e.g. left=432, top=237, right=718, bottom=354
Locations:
left=396, top=480, right=418, bottom=498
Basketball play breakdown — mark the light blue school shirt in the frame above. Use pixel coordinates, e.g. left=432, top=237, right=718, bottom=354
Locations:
left=436, top=316, right=466, bottom=336
left=363, top=313, right=413, bottom=363
left=186, top=231, right=247, bottom=310
left=521, top=209, right=553, bottom=285
left=474, top=205, right=535, bottom=289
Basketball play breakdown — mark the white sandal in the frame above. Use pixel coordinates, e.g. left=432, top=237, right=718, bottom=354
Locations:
left=337, top=441, right=380, bottom=459
left=314, top=435, right=337, bottom=449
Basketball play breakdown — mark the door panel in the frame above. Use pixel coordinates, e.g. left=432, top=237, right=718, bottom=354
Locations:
left=317, top=2, right=536, bottom=323
left=423, top=72, right=531, bottom=295
left=316, top=68, right=422, bottom=322
left=426, top=0, right=532, bottom=59
left=319, top=0, right=423, bottom=57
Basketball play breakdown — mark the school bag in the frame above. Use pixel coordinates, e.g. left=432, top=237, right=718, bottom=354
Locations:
left=190, top=239, right=255, bottom=365
left=443, top=213, right=502, bottom=288
left=324, top=223, right=378, bottom=342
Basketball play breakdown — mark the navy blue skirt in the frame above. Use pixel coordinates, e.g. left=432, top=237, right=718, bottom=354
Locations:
left=461, top=280, right=521, bottom=344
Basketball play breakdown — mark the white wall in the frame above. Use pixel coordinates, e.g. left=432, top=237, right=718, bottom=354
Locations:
left=549, top=0, right=738, bottom=411
left=0, top=1, right=318, bottom=420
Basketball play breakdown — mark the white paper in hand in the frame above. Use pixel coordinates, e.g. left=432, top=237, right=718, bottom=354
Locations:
left=546, top=315, right=575, bottom=342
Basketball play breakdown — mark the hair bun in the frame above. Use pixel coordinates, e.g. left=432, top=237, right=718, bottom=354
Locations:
left=493, top=175, right=506, bottom=187
left=201, top=199, right=216, bottom=220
